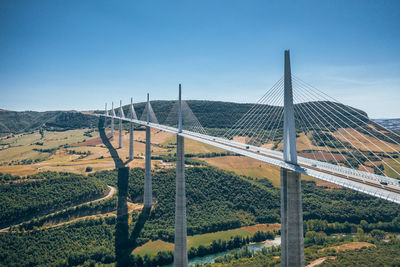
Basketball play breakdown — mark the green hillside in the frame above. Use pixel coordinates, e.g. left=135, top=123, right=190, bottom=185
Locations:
left=2, top=100, right=398, bottom=145
left=0, top=110, right=98, bottom=135
left=1, top=167, right=399, bottom=266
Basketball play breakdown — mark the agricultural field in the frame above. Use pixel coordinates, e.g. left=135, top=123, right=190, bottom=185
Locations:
left=132, top=223, right=280, bottom=257
left=333, top=128, right=400, bottom=153
left=0, top=127, right=175, bottom=176
left=384, top=158, right=400, bottom=179
left=198, top=155, right=315, bottom=187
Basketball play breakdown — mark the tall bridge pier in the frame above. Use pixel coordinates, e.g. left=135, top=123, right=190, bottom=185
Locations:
left=111, top=102, right=115, bottom=138
left=129, top=98, right=135, bottom=161
left=174, top=84, right=188, bottom=267
left=281, top=50, right=304, bottom=267
left=118, top=101, right=123, bottom=149
left=144, top=94, right=153, bottom=209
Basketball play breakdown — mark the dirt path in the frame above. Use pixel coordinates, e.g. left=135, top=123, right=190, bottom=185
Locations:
left=0, top=185, right=116, bottom=232
left=306, top=256, right=336, bottom=267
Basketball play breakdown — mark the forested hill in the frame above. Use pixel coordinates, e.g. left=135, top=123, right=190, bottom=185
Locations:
left=0, top=110, right=98, bottom=135
left=123, top=100, right=370, bottom=130
left=0, top=100, right=374, bottom=135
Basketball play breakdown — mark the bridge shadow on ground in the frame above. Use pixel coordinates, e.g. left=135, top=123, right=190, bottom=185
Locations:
left=98, top=117, right=151, bottom=266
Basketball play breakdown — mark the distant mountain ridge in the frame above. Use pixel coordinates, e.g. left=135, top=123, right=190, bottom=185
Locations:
left=373, top=119, right=400, bottom=132
left=0, top=100, right=374, bottom=136
left=0, top=110, right=98, bottom=135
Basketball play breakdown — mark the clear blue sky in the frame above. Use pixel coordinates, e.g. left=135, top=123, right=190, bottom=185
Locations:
left=0, top=0, right=399, bottom=118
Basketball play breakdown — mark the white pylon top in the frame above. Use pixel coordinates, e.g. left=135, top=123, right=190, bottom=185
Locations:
left=129, top=97, right=138, bottom=120
left=112, top=102, right=116, bottom=117
left=119, top=100, right=125, bottom=118
left=146, top=93, right=150, bottom=124
left=283, top=50, right=298, bottom=165
left=105, top=103, right=109, bottom=116
left=178, top=84, right=182, bottom=133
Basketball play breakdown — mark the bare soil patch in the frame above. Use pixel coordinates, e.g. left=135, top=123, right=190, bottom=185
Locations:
left=241, top=223, right=280, bottom=234
left=319, top=241, right=375, bottom=252
left=306, top=256, right=337, bottom=267
left=299, top=151, right=348, bottom=162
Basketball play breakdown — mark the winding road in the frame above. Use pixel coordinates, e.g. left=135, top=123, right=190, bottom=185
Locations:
left=0, top=185, right=116, bottom=232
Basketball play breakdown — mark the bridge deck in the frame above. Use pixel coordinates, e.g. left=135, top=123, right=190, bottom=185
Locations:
left=100, top=114, right=400, bottom=204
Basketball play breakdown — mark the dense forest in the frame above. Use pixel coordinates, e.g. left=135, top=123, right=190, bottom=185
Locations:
left=93, top=167, right=280, bottom=243
left=0, top=217, right=116, bottom=267
left=0, top=168, right=400, bottom=266
left=0, top=171, right=107, bottom=228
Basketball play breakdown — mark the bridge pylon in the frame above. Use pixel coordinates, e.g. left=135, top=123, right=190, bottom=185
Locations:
left=281, top=50, right=304, bottom=267
left=104, top=103, right=108, bottom=131
left=111, top=102, right=115, bottom=138
left=119, top=100, right=124, bottom=149
left=144, top=94, right=153, bottom=209
left=174, top=84, right=188, bottom=267
left=129, top=97, right=135, bottom=160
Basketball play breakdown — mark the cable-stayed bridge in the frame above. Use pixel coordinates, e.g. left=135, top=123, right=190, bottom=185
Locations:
left=95, top=51, right=400, bottom=267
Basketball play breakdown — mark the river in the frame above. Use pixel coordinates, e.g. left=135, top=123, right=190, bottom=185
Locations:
left=163, top=237, right=281, bottom=267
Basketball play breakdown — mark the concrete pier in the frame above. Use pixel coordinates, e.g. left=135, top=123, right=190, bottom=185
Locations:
left=129, top=121, right=134, bottom=160
left=119, top=119, right=122, bottom=149
left=111, top=102, right=115, bottom=138
left=144, top=94, right=152, bottom=209
left=119, top=101, right=123, bottom=149
left=104, top=103, right=108, bottom=129
left=281, top=50, right=304, bottom=267
left=174, top=135, right=187, bottom=267
left=174, top=84, right=188, bottom=267
left=129, top=98, right=135, bottom=160
left=280, top=168, right=304, bottom=267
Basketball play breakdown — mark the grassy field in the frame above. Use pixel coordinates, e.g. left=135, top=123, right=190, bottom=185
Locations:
left=0, top=129, right=89, bottom=162
left=384, top=158, right=400, bottom=179
left=333, top=128, right=400, bottom=153
left=198, top=156, right=314, bottom=187
left=132, top=223, right=280, bottom=257
left=0, top=127, right=173, bottom=176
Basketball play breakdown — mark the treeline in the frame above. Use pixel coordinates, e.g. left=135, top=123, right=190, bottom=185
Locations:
left=304, top=217, right=400, bottom=236
left=0, top=157, right=44, bottom=166
left=0, top=172, right=107, bottom=228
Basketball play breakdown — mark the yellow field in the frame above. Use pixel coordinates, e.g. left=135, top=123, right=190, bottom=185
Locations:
left=0, top=129, right=89, bottom=163
left=0, top=128, right=170, bottom=176
left=132, top=223, right=280, bottom=257
left=333, top=128, right=400, bottom=153
left=159, top=133, right=226, bottom=155
left=384, top=158, right=400, bottom=178
left=198, top=156, right=314, bottom=187
left=0, top=126, right=225, bottom=176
